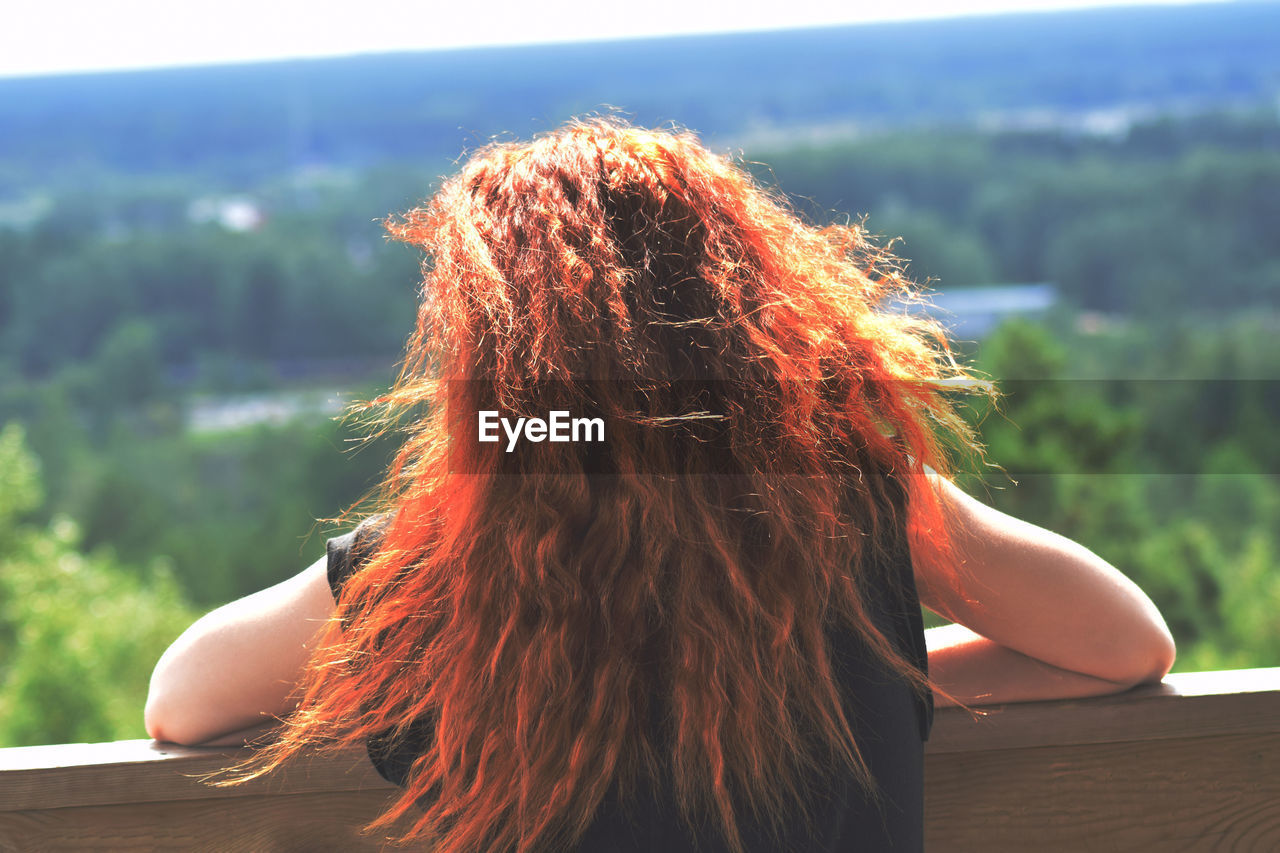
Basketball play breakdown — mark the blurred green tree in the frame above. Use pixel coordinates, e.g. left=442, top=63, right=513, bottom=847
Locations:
left=0, top=423, right=198, bottom=746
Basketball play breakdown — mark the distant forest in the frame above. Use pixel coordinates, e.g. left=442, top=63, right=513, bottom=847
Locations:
left=1, top=3, right=1279, bottom=190
left=1, top=3, right=1278, bottom=747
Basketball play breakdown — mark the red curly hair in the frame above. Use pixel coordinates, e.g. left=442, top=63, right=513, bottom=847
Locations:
left=231, top=118, right=983, bottom=853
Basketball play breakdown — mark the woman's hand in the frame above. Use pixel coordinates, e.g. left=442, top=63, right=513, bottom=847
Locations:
left=913, top=475, right=1177, bottom=706
left=144, top=557, right=335, bottom=745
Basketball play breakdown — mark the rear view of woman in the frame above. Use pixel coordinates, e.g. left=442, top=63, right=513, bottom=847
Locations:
left=145, top=119, right=1176, bottom=852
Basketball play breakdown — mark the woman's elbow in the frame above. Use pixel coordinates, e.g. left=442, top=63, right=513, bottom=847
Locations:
left=144, top=672, right=223, bottom=745
left=144, top=693, right=175, bottom=744
left=1144, top=624, right=1178, bottom=683
left=144, top=689, right=200, bottom=745
left=1109, top=623, right=1177, bottom=689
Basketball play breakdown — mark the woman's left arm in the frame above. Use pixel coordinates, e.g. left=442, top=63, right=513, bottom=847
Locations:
left=144, top=556, right=335, bottom=746
left=925, top=623, right=1162, bottom=707
left=912, top=474, right=1176, bottom=706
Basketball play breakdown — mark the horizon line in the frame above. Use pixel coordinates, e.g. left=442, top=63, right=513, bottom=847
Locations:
left=0, top=0, right=1237, bottom=82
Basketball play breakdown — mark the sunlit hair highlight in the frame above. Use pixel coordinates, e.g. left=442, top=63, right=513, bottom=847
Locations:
left=227, top=118, right=988, bottom=852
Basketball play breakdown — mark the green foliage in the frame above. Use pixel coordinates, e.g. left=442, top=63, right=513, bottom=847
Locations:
left=1, top=218, right=419, bottom=381
left=68, top=416, right=395, bottom=604
left=755, top=116, right=1280, bottom=316
left=0, top=424, right=199, bottom=746
left=0, top=423, right=42, bottom=530
left=873, top=210, right=997, bottom=287
left=964, top=319, right=1280, bottom=672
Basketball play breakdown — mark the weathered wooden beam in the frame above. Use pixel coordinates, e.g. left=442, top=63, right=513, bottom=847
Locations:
left=1, top=668, right=1276, bottom=851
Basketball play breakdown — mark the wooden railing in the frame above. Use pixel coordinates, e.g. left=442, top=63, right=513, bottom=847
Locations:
left=1, top=668, right=1277, bottom=851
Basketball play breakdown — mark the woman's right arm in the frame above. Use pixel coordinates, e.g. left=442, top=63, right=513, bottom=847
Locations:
left=912, top=475, right=1177, bottom=707
left=144, top=557, right=335, bottom=745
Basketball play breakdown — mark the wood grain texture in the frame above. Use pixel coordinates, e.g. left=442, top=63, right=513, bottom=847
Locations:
left=0, top=668, right=1277, bottom=851
left=926, top=669, right=1280, bottom=755
left=924, top=732, right=1280, bottom=852
left=0, top=791, right=399, bottom=852
left=0, top=742, right=391, bottom=811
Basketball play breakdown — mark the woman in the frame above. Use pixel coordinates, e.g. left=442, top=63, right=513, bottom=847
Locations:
left=145, top=119, right=1176, bottom=853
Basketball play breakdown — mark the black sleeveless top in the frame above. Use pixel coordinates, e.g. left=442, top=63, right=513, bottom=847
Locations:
left=326, top=516, right=932, bottom=852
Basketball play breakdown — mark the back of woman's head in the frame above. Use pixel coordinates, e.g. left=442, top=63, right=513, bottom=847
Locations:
left=387, top=118, right=969, bottom=478
left=255, top=118, right=982, bottom=853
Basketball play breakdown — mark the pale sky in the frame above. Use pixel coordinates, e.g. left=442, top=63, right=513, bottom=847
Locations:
left=1, top=0, right=1230, bottom=79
